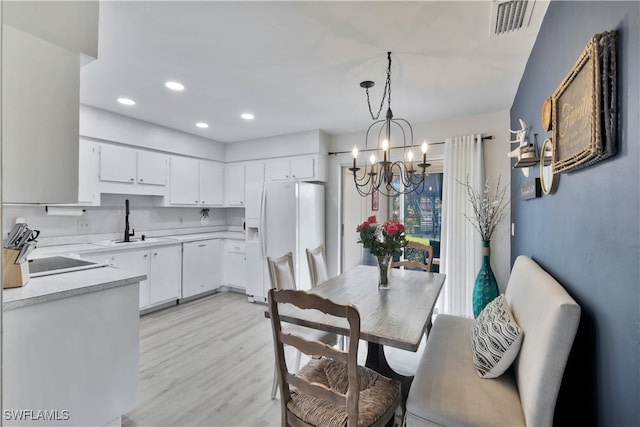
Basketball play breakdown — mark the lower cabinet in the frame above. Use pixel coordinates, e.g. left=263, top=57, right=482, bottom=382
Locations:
left=85, top=245, right=182, bottom=310
left=223, top=239, right=246, bottom=288
left=182, top=239, right=223, bottom=299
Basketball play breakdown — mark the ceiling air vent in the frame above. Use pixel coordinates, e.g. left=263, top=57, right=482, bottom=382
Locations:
left=490, top=0, right=535, bottom=36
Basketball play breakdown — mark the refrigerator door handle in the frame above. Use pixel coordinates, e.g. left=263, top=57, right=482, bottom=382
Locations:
left=260, top=184, right=267, bottom=258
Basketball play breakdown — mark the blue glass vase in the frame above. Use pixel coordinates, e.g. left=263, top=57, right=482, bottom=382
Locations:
left=472, top=240, right=499, bottom=318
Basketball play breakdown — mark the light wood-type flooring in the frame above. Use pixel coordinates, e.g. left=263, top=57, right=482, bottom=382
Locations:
left=123, top=291, right=406, bottom=427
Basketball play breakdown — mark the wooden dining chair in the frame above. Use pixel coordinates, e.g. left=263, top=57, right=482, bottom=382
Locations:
left=391, top=241, right=434, bottom=272
left=305, top=244, right=329, bottom=287
left=268, top=288, right=401, bottom=427
left=267, top=252, right=340, bottom=400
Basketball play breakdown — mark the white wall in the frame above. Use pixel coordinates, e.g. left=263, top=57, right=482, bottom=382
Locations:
left=80, top=105, right=225, bottom=160
left=224, top=129, right=329, bottom=162
left=327, top=109, right=513, bottom=291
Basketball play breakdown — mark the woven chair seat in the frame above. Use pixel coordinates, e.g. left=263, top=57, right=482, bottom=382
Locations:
left=287, top=357, right=400, bottom=427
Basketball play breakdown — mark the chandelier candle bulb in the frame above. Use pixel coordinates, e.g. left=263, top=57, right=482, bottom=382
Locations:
left=352, top=146, right=359, bottom=170
left=422, top=141, right=428, bottom=166
left=382, top=139, right=389, bottom=163
left=407, top=150, right=414, bottom=173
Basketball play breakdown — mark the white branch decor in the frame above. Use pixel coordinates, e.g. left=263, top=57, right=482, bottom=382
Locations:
left=460, top=175, right=510, bottom=241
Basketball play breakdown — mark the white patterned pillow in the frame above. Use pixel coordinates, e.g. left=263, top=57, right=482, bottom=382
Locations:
left=470, top=294, right=524, bottom=378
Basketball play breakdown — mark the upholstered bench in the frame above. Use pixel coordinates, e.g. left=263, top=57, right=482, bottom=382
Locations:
left=405, top=255, right=581, bottom=427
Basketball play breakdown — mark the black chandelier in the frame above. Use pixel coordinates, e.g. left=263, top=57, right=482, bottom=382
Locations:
left=349, top=52, right=430, bottom=197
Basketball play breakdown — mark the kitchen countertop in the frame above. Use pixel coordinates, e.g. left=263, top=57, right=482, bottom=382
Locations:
left=3, top=266, right=146, bottom=311
left=29, top=231, right=246, bottom=259
left=4, top=231, right=245, bottom=310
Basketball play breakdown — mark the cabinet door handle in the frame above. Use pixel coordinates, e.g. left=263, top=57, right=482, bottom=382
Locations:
left=130, top=178, right=135, bottom=182
left=153, top=252, right=158, bottom=256
left=202, top=200, right=206, bottom=204
left=198, top=244, right=207, bottom=247
left=144, top=254, right=148, bottom=258
left=139, top=178, right=144, bottom=182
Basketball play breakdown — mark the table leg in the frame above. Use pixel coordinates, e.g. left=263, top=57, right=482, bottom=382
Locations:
left=365, top=341, right=412, bottom=412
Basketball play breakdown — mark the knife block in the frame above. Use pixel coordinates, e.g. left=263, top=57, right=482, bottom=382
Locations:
left=2, top=248, right=29, bottom=288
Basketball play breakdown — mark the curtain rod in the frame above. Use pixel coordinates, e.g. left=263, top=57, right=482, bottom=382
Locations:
left=328, top=135, right=493, bottom=156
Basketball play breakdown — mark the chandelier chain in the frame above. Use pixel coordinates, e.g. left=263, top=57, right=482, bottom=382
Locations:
left=365, top=52, right=393, bottom=120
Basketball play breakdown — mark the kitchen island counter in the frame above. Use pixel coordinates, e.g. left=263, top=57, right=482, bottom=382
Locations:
left=3, top=267, right=143, bottom=426
left=3, top=265, right=146, bottom=310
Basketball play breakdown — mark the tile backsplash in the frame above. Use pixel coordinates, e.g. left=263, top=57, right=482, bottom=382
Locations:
left=3, top=194, right=245, bottom=247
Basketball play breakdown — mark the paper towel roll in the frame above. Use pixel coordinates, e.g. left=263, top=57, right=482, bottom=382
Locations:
left=45, top=206, right=85, bottom=216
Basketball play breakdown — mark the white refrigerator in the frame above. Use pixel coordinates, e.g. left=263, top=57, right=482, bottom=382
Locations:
left=245, top=181, right=325, bottom=303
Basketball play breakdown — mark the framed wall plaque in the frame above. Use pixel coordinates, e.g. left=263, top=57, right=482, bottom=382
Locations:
left=551, top=30, right=617, bottom=173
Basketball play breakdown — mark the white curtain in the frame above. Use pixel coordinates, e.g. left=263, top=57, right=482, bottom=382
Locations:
left=438, top=134, right=484, bottom=318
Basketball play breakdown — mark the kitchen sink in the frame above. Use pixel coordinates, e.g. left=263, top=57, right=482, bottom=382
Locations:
left=92, top=237, right=172, bottom=247
left=29, top=256, right=109, bottom=277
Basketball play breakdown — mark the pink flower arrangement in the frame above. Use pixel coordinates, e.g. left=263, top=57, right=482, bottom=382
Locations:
left=356, top=215, right=407, bottom=257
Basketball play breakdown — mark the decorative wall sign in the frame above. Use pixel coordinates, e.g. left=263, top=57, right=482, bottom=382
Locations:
left=521, top=179, right=541, bottom=200
left=551, top=30, right=617, bottom=173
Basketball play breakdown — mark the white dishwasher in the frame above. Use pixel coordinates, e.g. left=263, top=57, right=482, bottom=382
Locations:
left=181, top=238, right=223, bottom=299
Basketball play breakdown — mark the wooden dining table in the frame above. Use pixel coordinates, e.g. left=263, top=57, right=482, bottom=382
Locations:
left=274, top=264, right=446, bottom=405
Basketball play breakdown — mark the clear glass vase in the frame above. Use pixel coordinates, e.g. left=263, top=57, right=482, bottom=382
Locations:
left=375, top=254, right=392, bottom=289
left=472, top=240, right=500, bottom=317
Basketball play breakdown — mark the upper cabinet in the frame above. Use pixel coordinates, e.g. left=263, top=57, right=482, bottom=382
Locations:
left=98, top=144, right=167, bottom=196
left=78, top=139, right=100, bottom=206
left=2, top=1, right=98, bottom=204
left=166, top=157, right=223, bottom=207
left=137, top=151, right=168, bottom=186
left=224, top=164, right=245, bottom=207
left=267, top=155, right=327, bottom=182
left=199, top=160, right=224, bottom=207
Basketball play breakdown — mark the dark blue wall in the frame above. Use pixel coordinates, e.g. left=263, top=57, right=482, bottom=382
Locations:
left=510, top=1, right=639, bottom=426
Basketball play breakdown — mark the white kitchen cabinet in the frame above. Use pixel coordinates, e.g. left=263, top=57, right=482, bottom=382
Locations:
left=85, top=244, right=181, bottom=310
left=149, top=245, right=183, bottom=305
left=245, top=161, right=265, bottom=184
left=99, top=144, right=137, bottom=184
left=199, top=160, right=224, bottom=206
left=268, top=155, right=325, bottom=182
left=223, top=239, right=247, bottom=288
left=244, top=162, right=265, bottom=227
left=182, top=239, right=223, bottom=299
left=224, top=163, right=245, bottom=206
left=107, top=250, right=151, bottom=309
left=137, top=151, right=168, bottom=186
left=269, top=159, right=291, bottom=181
left=77, top=139, right=100, bottom=205
left=167, top=157, right=224, bottom=206
left=168, top=156, right=200, bottom=205
left=98, top=144, right=168, bottom=195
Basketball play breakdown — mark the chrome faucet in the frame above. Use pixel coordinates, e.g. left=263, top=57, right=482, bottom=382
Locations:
left=124, top=199, right=135, bottom=242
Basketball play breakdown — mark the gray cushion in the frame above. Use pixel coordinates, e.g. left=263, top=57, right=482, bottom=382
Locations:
left=405, top=314, right=526, bottom=427
left=470, top=294, right=523, bottom=378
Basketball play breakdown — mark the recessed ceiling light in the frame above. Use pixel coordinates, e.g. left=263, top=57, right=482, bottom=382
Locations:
left=165, top=81, right=185, bottom=91
left=241, top=113, right=255, bottom=120
left=196, top=122, right=209, bottom=129
left=117, top=97, right=135, bottom=106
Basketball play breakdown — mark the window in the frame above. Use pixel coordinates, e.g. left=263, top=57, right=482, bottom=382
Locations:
left=391, top=173, right=443, bottom=270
